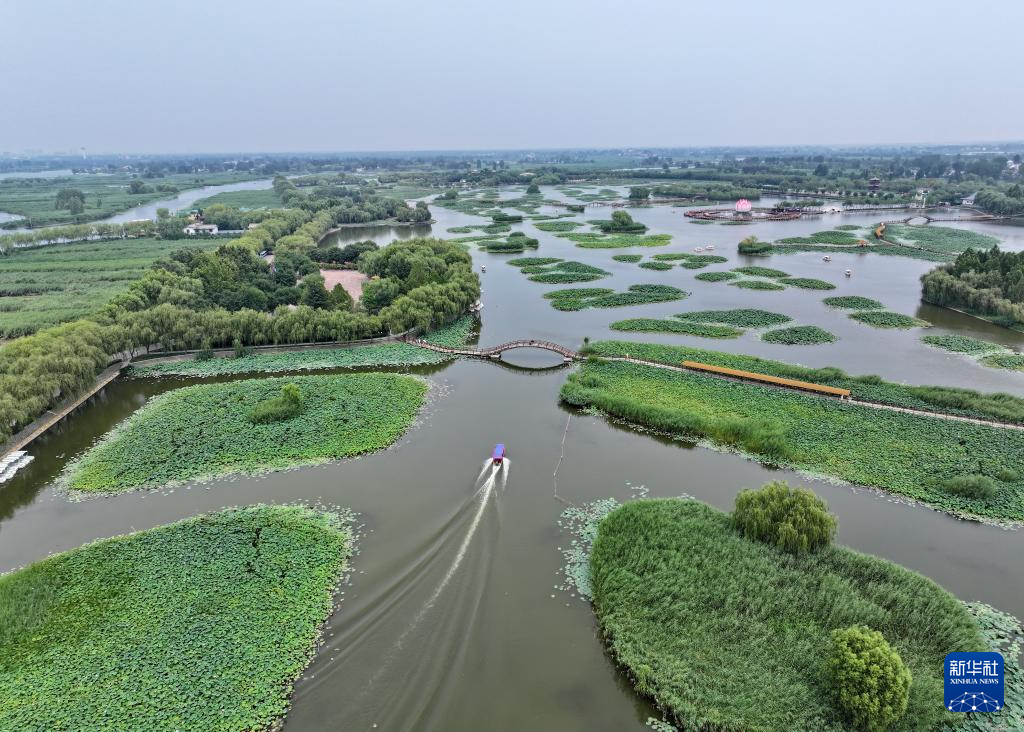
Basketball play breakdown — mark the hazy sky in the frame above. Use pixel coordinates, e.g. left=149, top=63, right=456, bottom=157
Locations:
left=2, top=0, right=1021, bottom=153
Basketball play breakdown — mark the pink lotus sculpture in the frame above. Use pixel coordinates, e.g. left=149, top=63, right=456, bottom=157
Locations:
left=735, top=199, right=752, bottom=213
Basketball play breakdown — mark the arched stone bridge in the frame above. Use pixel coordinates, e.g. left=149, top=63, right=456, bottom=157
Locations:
left=407, top=338, right=580, bottom=362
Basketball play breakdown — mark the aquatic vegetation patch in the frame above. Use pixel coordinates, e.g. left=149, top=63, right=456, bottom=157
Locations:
left=678, top=254, right=728, bottom=269
left=609, top=319, right=742, bottom=338
left=777, top=277, right=836, bottom=290
left=651, top=253, right=693, bottom=261
left=560, top=232, right=672, bottom=249
left=582, top=339, right=1024, bottom=426
left=612, top=254, right=643, bottom=263
left=562, top=359, right=1024, bottom=522
left=0, top=504, right=353, bottom=732
left=674, top=309, right=792, bottom=328
left=507, top=257, right=562, bottom=267
left=761, top=325, right=837, bottom=345
left=850, top=311, right=931, bottom=329
left=533, top=220, right=583, bottom=232
left=981, top=353, right=1024, bottom=371
left=730, top=279, right=786, bottom=291
left=884, top=224, right=998, bottom=254
left=524, top=261, right=610, bottom=284
left=694, top=271, right=739, bottom=282
left=63, top=373, right=427, bottom=493
left=822, top=295, right=885, bottom=310
left=732, top=265, right=790, bottom=278
left=544, top=284, right=687, bottom=311
left=776, top=230, right=863, bottom=246
left=920, top=335, right=1006, bottom=356
left=589, top=498, right=984, bottom=730
left=638, top=261, right=673, bottom=271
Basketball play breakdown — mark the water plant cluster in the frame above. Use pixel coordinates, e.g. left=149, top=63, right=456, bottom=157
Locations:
left=823, top=295, right=885, bottom=310
left=543, top=284, right=688, bottom=311
left=532, top=220, right=582, bottom=232
left=675, top=309, right=792, bottom=328
left=482, top=232, right=540, bottom=253
left=557, top=232, right=671, bottom=249
left=583, top=339, right=1024, bottom=425
left=563, top=357, right=1024, bottom=522
left=850, top=311, right=931, bottom=329
left=506, top=258, right=610, bottom=284
left=612, top=254, right=643, bottom=263
left=63, top=373, right=427, bottom=493
left=761, top=325, right=837, bottom=345
left=588, top=498, right=985, bottom=731
left=0, top=504, right=353, bottom=731
left=609, top=319, right=743, bottom=338
left=694, top=271, right=739, bottom=282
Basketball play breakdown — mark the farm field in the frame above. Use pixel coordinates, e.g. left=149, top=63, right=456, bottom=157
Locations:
left=0, top=236, right=222, bottom=336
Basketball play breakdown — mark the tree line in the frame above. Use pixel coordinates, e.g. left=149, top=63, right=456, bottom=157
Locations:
left=921, top=245, right=1024, bottom=326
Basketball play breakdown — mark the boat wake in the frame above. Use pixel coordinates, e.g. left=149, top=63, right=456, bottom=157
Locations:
left=287, top=459, right=508, bottom=731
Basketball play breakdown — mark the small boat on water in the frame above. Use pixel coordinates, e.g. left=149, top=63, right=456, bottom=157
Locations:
left=823, top=255, right=831, bottom=262
left=481, top=265, right=487, bottom=272
left=694, top=246, right=704, bottom=252
left=491, top=443, right=506, bottom=465
left=705, top=244, right=714, bottom=250
left=844, top=269, right=852, bottom=277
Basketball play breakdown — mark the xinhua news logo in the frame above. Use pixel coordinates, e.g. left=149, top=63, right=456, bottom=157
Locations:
left=944, top=652, right=1004, bottom=713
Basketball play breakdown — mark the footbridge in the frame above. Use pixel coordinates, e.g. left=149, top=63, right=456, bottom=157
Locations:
left=408, top=338, right=580, bottom=362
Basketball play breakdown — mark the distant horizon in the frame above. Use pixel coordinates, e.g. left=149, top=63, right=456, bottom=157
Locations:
left=3, top=0, right=1022, bottom=155
left=4, top=139, right=1024, bottom=160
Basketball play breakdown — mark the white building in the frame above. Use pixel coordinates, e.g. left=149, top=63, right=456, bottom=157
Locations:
left=183, top=223, right=219, bottom=235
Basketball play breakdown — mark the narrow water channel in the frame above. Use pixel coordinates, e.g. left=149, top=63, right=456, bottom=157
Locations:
left=1, top=188, right=1022, bottom=730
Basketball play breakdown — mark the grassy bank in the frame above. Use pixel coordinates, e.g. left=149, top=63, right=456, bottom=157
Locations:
left=583, top=339, right=1024, bottom=425
left=562, top=358, right=1024, bottom=522
left=589, top=499, right=984, bottom=730
left=0, top=504, right=352, bottom=731
left=190, top=188, right=283, bottom=209
left=64, top=373, right=427, bottom=493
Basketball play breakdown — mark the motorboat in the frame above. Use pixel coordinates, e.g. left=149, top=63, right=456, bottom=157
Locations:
left=491, top=443, right=506, bottom=465
left=481, top=264, right=487, bottom=272
left=844, top=269, right=852, bottom=277
left=823, top=255, right=831, bottom=262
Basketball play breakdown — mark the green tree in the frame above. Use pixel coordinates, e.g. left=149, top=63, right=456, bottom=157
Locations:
left=732, top=481, right=837, bottom=554
left=330, top=283, right=354, bottom=311
left=526, top=183, right=540, bottom=195
left=826, top=626, right=912, bottom=731
left=156, top=207, right=170, bottom=220
left=299, top=277, right=332, bottom=309
left=55, top=188, right=85, bottom=212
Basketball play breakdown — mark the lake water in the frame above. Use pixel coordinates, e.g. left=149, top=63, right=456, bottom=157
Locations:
left=2, top=187, right=1023, bottom=731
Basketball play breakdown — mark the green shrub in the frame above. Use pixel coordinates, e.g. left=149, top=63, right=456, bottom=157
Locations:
left=247, top=383, right=302, bottom=424
left=737, top=235, right=772, bottom=254
left=941, top=474, right=999, bottom=500
left=826, top=625, right=912, bottom=731
left=995, top=467, right=1020, bottom=482
left=194, top=346, right=214, bottom=361
left=732, top=481, right=837, bottom=554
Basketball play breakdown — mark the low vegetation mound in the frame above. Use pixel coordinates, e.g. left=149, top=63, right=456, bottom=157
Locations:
left=778, top=277, right=836, bottom=290
left=562, top=357, right=1024, bottom=522
left=850, top=311, right=931, bottom=329
left=64, top=373, right=426, bottom=493
left=560, top=232, right=671, bottom=249
left=544, top=285, right=687, bottom=311
left=823, top=296, right=885, bottom=310
left=248, top=382, right=303, bottom=424
left=762, top=325, right=837, bottom=345
left=679, top=254, right=729, bottom=269
left=694, top=271, right=739, bottom=282
left=609, top=319, right=742, bottom=338
left=589, top=498, right=982, bottom=731
left=592, top=210, right=648, bottom=233
left=0, top=504, right=352, bottom=732
left=732, top=481, right=837, bottom=554
left=612, top=254, right=643, bottom=263
left=507, top=256, right=562, bottom=267
left=674, top=309, right=791, bottom=328
left=533, top=221, right=582, bottom=232
left=638, top=260, right=673, bottom=271
left=731, top=279, right=786, bottom=291
left=733, top=265, right=789, bottom=278
left=920, top=334, right=1005, bottom=355
left=525, top=261, right=610, bottom=284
